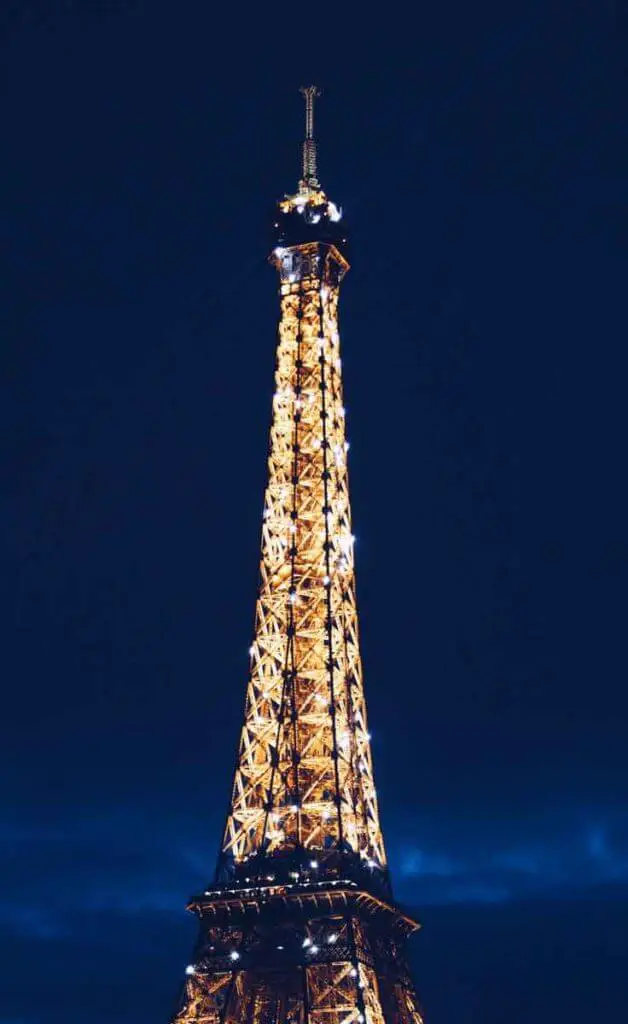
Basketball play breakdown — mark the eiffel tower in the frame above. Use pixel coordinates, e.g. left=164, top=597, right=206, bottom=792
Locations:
left=171, top=87, right=424, bottom=1024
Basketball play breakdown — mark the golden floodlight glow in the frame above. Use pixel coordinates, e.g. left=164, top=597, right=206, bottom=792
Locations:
left=170, top=87, right=424, bottom=1024
left=220, top=236, right=386, bottom=871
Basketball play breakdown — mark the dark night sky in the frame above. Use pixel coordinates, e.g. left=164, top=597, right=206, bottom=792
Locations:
left=1, top=2, right=627, bottom=1022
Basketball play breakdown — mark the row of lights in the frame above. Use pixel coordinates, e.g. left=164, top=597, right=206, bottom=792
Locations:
left=201, top=872, right=381, bottom=927
left=201, top=876, right=362, bottom=899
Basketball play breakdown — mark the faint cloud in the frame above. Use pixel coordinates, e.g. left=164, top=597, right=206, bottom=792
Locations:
left=0, top=904, right=67, bottom=940
left=400, top=849, right=460, bottom=877
left=445, top=883, right=510, bottom=904
left=1, top=807, right=627, bottom=936
left=0, top=809, right=210, bottom=939
left=394, top=812, right=628, bottom=905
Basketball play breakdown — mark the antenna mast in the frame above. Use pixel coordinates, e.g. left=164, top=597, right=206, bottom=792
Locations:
left=300, top=85, right=321, bottom=190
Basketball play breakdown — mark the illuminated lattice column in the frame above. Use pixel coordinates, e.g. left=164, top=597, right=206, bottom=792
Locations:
left=221, top=229, right=385, bottom=874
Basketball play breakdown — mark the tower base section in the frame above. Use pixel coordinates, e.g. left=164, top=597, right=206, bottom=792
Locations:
left=171, top=882, right=423, bottom=1024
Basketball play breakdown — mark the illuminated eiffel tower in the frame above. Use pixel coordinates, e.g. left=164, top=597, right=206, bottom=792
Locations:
left=171, top=87, right=424, bottom=1024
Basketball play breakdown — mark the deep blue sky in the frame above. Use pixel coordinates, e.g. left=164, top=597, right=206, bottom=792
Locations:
left=1, top=2, right=627, bottom=1023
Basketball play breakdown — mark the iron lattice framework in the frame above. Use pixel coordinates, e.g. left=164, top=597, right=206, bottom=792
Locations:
left=170, top=89, right=424, bottom=1024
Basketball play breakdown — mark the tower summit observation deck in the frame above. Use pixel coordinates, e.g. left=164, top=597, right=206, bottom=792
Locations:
left=170, top=88, right=425, bottom=1024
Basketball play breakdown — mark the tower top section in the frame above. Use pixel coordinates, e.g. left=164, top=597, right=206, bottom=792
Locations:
left=272, top=86, right=347, bottom=258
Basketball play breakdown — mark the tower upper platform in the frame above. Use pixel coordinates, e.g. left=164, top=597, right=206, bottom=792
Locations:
left=272, top=86, right=348, bottom=259
left=273, top=188, right=348, bottom=256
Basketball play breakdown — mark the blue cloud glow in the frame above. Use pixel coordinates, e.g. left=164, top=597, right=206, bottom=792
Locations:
left=1, top=808, right=627, bottom=943
left=393, top=817, right=628, bottom=904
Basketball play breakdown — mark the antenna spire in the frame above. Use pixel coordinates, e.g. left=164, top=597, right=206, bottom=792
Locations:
left=300, top=85, right=321, bottom=190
